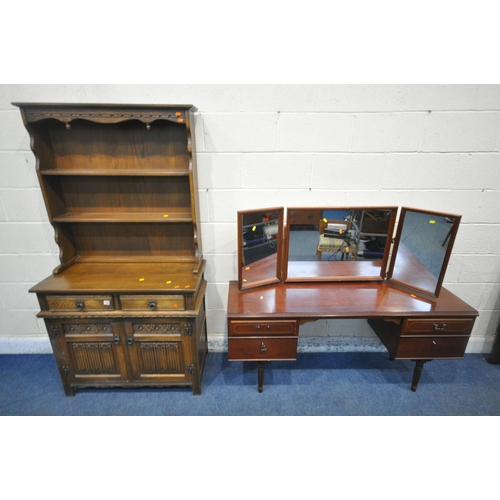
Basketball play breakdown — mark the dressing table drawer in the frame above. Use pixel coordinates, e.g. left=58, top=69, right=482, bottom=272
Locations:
left=402, top=318, right=474, bottom=336
left=229, top=320, right=298, bottom=336
left=228, top=337, right=298, bottom=361
left=47, top=295, right=114, bottom=312
left=397, top=336, right=470, bottom=359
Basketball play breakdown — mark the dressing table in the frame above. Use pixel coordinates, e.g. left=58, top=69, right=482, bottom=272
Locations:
left=227, top=206, right=478, bottom=392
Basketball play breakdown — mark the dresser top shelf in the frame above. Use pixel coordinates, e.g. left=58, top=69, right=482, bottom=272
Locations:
left=13, top=102, right=198, bottom=117
left=40, top=169, right=190, bottom=177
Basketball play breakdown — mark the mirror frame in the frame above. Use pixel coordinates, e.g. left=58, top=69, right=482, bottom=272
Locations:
left=386, top=207, right=461, bottom=298
left=283, top=206, right=398, bottom=283
left=237, top=207, right=284, bottom=290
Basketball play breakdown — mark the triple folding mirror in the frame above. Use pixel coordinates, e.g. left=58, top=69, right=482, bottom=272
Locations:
left=237, top=206, right=461, bottom=298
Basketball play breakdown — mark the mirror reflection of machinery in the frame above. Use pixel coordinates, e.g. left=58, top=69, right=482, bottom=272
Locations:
left=356, top=210, right=392, bottom=260
left=321, top=210, right=392, bottom=261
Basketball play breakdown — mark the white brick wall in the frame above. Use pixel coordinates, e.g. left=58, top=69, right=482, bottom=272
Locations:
left=1, top=84, right=499, bottom=354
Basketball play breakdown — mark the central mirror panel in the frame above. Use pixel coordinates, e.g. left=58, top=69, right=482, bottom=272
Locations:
left=284, top=207, right=397, bottom=282
left=238, top=207, right=284, bottom=290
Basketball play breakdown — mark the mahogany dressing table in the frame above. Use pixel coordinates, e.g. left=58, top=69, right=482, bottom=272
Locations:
left=228, top=207, right=478, bottom=392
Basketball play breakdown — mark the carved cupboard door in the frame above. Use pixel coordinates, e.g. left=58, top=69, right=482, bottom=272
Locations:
left=46, top=319, right=129, bottom=391
left=125, top=320, right=193, bottom=385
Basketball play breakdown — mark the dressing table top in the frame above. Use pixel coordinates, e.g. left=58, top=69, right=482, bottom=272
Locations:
left=227, top=280, right=478, bottom=320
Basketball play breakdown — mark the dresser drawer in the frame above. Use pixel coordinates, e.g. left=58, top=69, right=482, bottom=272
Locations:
left=397, top=336, right=470, bottom=359
left=120, top=295, right=185, bottom=311
left=228, top=338, right=298, bottom=361
left=229, top=320, right=298, bottom=336
left=402, top=318, right=474, bottom=336
left=47, top=295, right=114, bottom=312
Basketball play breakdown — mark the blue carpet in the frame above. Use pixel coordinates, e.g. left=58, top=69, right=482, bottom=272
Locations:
left=1, top=352, right=499, bottom=416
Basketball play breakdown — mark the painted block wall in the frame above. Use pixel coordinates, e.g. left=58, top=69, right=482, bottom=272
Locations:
left=0, top=84, right=499, bottom=354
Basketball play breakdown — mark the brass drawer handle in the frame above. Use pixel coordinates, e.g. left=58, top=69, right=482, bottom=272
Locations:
left=434, top=323, right=446, bottom=331
left=260, top=342, right=267, bottom=353
left=75, top=300, right=85, bottom=311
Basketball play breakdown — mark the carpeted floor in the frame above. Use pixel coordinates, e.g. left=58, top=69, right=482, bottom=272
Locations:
left=1, top=352, right=499, bottom=416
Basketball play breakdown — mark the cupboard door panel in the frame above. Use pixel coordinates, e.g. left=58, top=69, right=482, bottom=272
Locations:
left=48, top=319, right=129, bottom=387
left=137, top=341, right=185, bottom=374
left=125, top=321, right=191, bottom=384
left=69, top=341, right=122, bottom=375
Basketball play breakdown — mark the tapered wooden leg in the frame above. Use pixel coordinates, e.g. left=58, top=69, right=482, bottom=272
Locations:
left=411, top=360, right=430, bottom=392
left=257, top=362, right=266, bottom=393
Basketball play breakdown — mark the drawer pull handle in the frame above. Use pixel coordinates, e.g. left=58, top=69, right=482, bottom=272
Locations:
left=75, top=300, right=85, bottom=311
left=260, top=342, right=267, bottom=353
left=432, top=340, right=437, bottom=345
left=434, top=323, right=446, bottom=331
left=148, top=300, right=157, bottom=311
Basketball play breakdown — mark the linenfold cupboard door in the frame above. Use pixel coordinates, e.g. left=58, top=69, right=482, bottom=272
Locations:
left=45, top=319, right=129, bottom=396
